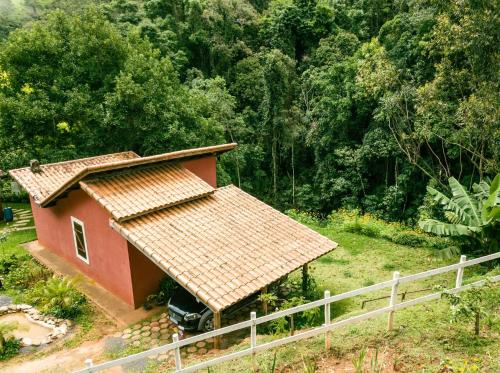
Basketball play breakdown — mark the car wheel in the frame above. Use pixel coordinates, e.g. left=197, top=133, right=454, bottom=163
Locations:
left=199, top=312, right=214, bottom=332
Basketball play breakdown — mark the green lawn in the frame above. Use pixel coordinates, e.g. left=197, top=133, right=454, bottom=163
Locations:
left=177, top=222, right=499, bottom=372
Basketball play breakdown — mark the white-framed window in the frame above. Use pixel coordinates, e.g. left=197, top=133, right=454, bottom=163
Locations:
left=71, top=217, right=89, bottom=264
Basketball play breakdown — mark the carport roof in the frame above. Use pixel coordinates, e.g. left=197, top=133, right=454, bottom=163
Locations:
left=110, top=185, right=337, bottom=312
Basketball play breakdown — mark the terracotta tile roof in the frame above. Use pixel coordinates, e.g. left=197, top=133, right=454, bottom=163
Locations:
left=9, top=143, right=236, bottom=206
left=110, top=185, right=337, bottom=312
left=80, top=163, right=214, bottom=222
left=8, top=152, right=139, bottom=203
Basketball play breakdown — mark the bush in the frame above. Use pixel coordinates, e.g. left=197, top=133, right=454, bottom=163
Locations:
left=286, top=209, right=321, bottom=226
left=328, top=209, right=453, bottom=250
left=143, top=276, right=178, bottom=310
left=2, top=259, right=51, bottom=291
left=0, top=322, right=21, bottom=360
left=0, top=338, right=20, bottom=361
left=23, top=276, right=86, bottom=319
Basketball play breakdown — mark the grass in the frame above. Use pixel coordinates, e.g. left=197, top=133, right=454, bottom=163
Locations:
left=0, top=202, right=34, bottom=231
left=162, top=219, right=499, bottom=372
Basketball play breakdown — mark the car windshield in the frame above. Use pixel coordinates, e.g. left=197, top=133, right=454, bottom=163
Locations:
left=169, top=286, right=205, bottom=313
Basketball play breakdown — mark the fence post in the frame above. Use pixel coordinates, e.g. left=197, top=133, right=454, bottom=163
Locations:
left=250, top=311, right=257, bottom=372
left=455, top=255, right=467, bottom=288
left=84, top=358, right=93, bottom=371
left=387, top=271, right=400, bottom=331
left=324, top=290, right=331, bottom=350
left=172, top=333, right=182, bottom=371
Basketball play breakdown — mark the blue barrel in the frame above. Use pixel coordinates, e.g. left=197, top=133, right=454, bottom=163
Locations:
left=3, top=207, right=13, bottom=222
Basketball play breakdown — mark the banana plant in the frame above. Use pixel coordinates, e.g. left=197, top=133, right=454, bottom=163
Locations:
left=419, top=174, right=499, bottom=254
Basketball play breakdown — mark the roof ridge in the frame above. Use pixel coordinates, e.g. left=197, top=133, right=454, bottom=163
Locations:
left=9, top=151, right=140, bottom=172
left=10, top=143, right=236, bottom=207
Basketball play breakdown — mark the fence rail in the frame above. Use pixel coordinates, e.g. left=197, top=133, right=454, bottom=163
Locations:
left=75, top=251, right=500, bottom=373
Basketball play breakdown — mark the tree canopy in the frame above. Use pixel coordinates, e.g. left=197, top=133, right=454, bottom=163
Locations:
left=0, top=0, right=498, bottom=223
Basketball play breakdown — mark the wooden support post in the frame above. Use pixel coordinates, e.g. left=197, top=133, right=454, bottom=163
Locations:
left=455, top=255, right=467, bottom=288
left=172, top=333, right=182, bottom=370
left=302, top=263, right=309, bottom=294
left=324, top=290, right=331, bottom=350
left=262, top=286, right=268, bottom=314
left=250, top=311, right=257, bottom=372
left=290, top=314, right=295, bottom=336
left=387, top=271, right=400, bottom=331
left=214, top=311, right=222, bottom=349
left=84, top=358, right=93, bottom=370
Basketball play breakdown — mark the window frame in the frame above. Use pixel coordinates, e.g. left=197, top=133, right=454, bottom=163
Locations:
left=71, top=216, right=90, bottom=264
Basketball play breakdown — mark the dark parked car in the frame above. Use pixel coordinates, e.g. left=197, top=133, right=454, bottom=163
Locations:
left=167, top=286, right=259, bottom=332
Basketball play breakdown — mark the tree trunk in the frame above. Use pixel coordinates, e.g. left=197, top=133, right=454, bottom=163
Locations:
left=291, top=139, right=295, bottom=206
left=272, top=128, right=277, bottom=204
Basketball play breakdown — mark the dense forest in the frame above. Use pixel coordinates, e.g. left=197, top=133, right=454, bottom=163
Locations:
left=0, top=0, right=498, bottom=222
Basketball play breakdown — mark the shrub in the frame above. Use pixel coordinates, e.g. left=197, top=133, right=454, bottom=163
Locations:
left=3, top=260, right=51, bottom=291
left=286, top=209, right=321, bottom=226
left=143, top=276, right=178, bottom=310
left=24, top=276, right=86, bottom=319
left=328, top=208, right=454, bottom=252
left=0, top=322, right=21, bottom=360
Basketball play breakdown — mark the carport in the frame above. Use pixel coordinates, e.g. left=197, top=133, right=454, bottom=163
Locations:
left=111, top=185, right=338, bottom=347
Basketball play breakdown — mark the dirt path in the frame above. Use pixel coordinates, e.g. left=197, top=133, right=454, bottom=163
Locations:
left=0, top=337, right=120, bottom=373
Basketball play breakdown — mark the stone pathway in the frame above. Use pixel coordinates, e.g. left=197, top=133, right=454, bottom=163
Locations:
left=1, top=207, right=34, bottom=232
left=115, top=305, right=259, bottom=368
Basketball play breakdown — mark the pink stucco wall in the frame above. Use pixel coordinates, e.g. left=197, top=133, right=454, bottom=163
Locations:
left=29, top=155, right=218, bottom=307
left=30, top=190, right=136, bottom=306
left=182, top=156, right=217, bottom=187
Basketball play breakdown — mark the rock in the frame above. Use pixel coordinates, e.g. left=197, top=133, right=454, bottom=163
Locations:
left=160, top=313, right=167, bottom=318
left=132, top=330, right=141, bottom=336
left=150, top=332, right=160, bottom=339
left=132, top=340, right=141, bottom=347
left=132, top=324, right=141, bottom=330
left=131, top=335, right=141, bottom=341
left=187, top=346, right=197, bottom=353
left=157, top=354, right=169, bottom=361
left=151, top=326, right=160, bottom=332
left=150, top=321, right=160, bottom=327
left=195, top=341, right=206, bottom=348
left=0, top=306, right=8, bottom=313
left=160, top=328, right=170, bottom=335
left=141, top=325, right=151, bottom=332
left=66, top=320, right=73, bottom=327
left=159, top=323, right=169, bottom=329
left=21, top=337, right=32, bottom=346
left=122, top=333, right=132, bottom=339
left=198, top=348, right=208, bottom=354
left=123, top=328, right=132, bottom=334
left=141, top=331, right=151, bottom=337
left=158, top=318, right=168, bottom=323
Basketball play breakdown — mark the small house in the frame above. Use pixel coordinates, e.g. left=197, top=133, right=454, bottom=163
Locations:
left=10, top=144, right=337, bottom=327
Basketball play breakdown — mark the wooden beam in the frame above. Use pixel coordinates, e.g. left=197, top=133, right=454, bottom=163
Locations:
left=214, top=311, right=222, bottom=349
left=261, top=286, right=268, bottom=314
left=302, top=263, right=309, bottom=293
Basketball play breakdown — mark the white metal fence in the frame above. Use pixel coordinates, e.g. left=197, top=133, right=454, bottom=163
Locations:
left=75, top=251, right=500, bottom=373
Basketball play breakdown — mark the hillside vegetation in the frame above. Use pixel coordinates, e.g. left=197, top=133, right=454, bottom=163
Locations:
left=0, top=0, right=498, bottom=225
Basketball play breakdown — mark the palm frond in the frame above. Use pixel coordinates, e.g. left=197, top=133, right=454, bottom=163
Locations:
left=482, top=173, right=500, bottom=222
left=428, top=186, right=469, bottom=224
left=419, top=219, right=474, bottom=237
left=444, top=211, right=461, bottom=224
left=435, top=246, right=461, bottom=259
left=448, top=177, right=481, bottom=226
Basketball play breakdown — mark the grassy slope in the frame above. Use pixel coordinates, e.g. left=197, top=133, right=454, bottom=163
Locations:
left=179, top=223, right=499, bottom=372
